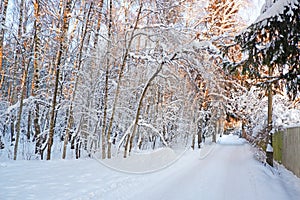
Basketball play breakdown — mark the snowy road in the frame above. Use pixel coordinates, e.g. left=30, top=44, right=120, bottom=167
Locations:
left=132, top=138, right=297, bottom=200
left=1, top=135, right=300, bottom=200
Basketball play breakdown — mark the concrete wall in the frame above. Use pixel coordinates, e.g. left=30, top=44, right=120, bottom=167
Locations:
left=277, top=127, right=300, bottom=178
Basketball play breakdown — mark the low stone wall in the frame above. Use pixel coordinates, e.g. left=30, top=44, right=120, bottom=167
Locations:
left=274, top=126, right=300, bottom=178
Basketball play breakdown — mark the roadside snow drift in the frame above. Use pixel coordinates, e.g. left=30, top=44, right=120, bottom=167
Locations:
left=1, top=134, right=300, bottom=200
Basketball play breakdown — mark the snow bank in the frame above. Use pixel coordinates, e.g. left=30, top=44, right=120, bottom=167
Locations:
left=1, top=137, right=300, bottom=200
left=100, top=148, right=184, bottom=173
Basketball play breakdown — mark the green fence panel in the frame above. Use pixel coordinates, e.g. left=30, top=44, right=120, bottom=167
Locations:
left=273, top=131, right=283, bottom=163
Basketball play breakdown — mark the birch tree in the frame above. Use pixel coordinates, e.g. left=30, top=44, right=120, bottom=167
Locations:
left=47, top=0, right=72, bottom=160
left=0, top=0, right=9, bottom=87
left=103, top=1, right=143, bottom=159
left=13, top=0, right=28, bottom=160
left=62, top=1, right=94, bottom=159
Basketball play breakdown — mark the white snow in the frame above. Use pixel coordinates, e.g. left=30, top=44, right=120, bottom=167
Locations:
left=240, top=0, right=265, bottom=24
left=100, top=148, right=182, bottom=174
left=255, top=0, right=299, bottom=23
left=266, top=143, right=274, bottom=152
left=1, top=134, right=300, bottom=200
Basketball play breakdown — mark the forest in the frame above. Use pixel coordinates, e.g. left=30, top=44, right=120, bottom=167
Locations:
left=0, top=0, right=299, bottom=161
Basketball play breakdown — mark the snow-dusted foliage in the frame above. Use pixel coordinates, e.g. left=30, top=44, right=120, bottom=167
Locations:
left=233, top=86, right=300, bottom=137
left=2, top=0, right=287, bottom=160
left=233, top=0, right=300, bottom=99
left=224, top=0, right=300, bottom=146
left=258, top=0, right=299, bottom=22
left=272, top=95, right=300, bottom=128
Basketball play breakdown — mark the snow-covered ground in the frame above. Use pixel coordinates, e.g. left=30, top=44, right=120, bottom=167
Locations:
left=1, top=134, right=300, bottom=200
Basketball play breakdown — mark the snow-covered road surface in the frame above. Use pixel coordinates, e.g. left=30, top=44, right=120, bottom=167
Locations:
left=1, top=134, right=300, bottom=200
left=132, top=137, right=296, bottom=200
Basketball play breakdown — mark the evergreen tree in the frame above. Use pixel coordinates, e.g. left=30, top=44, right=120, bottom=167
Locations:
left=228, top=0, right=300, bottom=166
left=233, top=0, right=300, bottom=99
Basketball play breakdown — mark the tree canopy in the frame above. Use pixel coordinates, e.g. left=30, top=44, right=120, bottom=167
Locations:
left=229, top=0, right=300, bottom=99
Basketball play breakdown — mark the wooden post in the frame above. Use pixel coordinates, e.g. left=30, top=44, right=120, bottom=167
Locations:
left=266, top=66, right=273, bottom=166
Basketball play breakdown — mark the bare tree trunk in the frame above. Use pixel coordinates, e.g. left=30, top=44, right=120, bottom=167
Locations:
left=125, top=54, right=177, bottom=158
left=47, top=0, right=71, bottom=160
left=13, top=0, right=26, bottom=160
left=212, top=122, right=217, bottom=143
left=82, top=0, right=104, bottom=157
left=10, top=115, right=15, bottom=144
left=191, top=133, right=196, bottom=150
left=100, top=0, right=113, bottom=160
left=242, top=119, right=246, bottom=138
left=126, top=63, right=163, bottom=157
left=0, top=0, right=9, bottom=81
left=197, top=121, right=202, bottom=148
left=107, top=2, right=143, bottom=159
left=76, top=137, right=81, bottom=159
left=104, top=0, right=114, bottom=159
left=13, top=64, right=29, bottom=160
left=9, top=58, right=17, bottom=105
left=93, top=0, right=104, bottom=48
left=32, top=0, right=43, bottom=158
left=191, top=101, right=197, bottom=150
left=62, top=2, right=93, bottom=159
left=101, top=62, right=109, bottom=159
left=193, top=98, right=202, bottom=149
left=27, top=110, right=31, bottom=140
left=9, top=0, right=25, bottom=106
left=62, top=108, right=73, bottom=157
left=46, top=55, right=60, bottom=160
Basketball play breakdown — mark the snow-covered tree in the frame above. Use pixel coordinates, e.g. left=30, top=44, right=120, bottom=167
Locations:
left=228, top=0, right=300, bottom=166
left=193, top=0, right=246, bottom=142
left=234, top=0, right=300, bottom=99
left=0, top=0, right=270, bottom=161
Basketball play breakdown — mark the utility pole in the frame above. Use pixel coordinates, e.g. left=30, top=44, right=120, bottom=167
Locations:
left=266, top=66, right=273, bottom=166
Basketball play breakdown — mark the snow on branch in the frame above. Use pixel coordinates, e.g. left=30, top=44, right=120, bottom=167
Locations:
left=138, top=119, right=168, bottom=147
left=255, top=0, right=299, bottom=23
left=117, top=121, right=134, bottom=152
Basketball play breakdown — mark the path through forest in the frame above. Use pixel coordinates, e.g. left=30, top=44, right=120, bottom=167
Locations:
left=129, top=135, right=299, bottom=200
left=1, top=135, right=300, bottom=200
